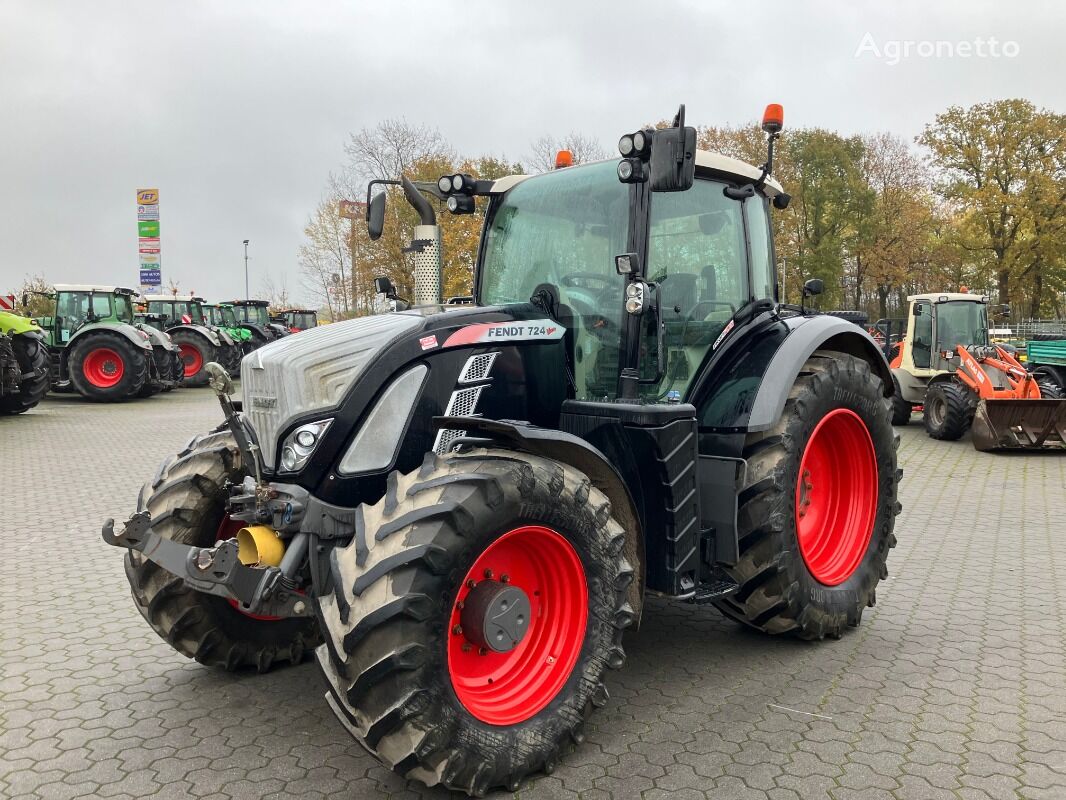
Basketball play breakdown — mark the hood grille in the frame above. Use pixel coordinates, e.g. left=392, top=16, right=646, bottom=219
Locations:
left=240, top=314, right=422, bottom=468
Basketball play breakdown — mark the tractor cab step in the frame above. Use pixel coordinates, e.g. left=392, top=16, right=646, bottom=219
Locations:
left=690, top=571, right=740, bottom=604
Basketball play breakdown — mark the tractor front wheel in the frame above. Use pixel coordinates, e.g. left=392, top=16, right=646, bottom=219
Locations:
left=923, top=380, right=973, bottom=440
left=714, top=352, right=900, bottom=639
left=126, top=429, right=320, bottom=670
left=890, top=375, right=913, bottom=426
left=68, top=334, right=147, bottom=401
left=0, top=334, right=50, bottom=414
left=316, top=450, right=633, bottom=796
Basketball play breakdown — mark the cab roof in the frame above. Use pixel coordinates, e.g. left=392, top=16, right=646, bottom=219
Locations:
left=907, top=292, right=987, bottom=303
left=142, top=295, right=205, bottom=303
left=488, top=149, right=785, bottom=196
left=53, top=284, right=136, bottom=295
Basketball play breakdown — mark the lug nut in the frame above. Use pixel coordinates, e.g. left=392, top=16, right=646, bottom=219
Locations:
left=452, top=625, right=463, bottom=636
left=500, top=574, right=510, bottom=584
left=479, top=647, right=488, bottom=656
left=462, top=643, right=472, bottom=652
left=466, top=579, right=476, bottom=589
left=483, top=568, right=493, bottom=580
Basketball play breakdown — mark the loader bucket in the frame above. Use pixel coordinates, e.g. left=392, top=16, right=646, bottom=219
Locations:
left=971, top=398, right=1066, bottom=452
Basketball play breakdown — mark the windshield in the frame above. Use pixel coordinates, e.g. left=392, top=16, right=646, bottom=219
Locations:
left=480, top=160, right=629, bottom=306
left=294, top=312, right=316, bottom=329
left=204, top=306, right=219, bottom=325
left=114, top=295, right=134, bottom=323
left=221, top=306, right=238, bottom=326
left=936, top=301, right=988, bottom=350
left=236, top=304, right=269, bottom=324
left=188, top=302, right=206, bottom=325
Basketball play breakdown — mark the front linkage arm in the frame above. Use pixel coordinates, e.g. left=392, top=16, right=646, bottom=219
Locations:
left=101, top=511, right=310, bottom=618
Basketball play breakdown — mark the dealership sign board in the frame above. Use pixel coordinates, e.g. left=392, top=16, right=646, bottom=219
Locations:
left=137, top=188, right=162, bottom=294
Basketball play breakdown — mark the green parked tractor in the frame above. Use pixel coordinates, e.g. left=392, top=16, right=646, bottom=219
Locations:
left=33, top=285, right=165, bottom=402
left=143, top=295, right=243, bottom=384
left=231, top=299, right=290, bottom=345
left=0, top=309, right=50, bottom=414
left=204, top=303, right=254, bottom=353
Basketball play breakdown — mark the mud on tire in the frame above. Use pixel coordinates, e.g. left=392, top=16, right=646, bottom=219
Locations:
left=316, top=449, right=634, bottom=796
left=126, top=428, right=320, bottom=670
left=713, top=352, right=900, bottom=640
left=923, top=379, right=973, bottom=440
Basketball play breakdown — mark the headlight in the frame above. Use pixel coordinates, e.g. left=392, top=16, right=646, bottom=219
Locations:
left=277, top=419, right=332, bottom=473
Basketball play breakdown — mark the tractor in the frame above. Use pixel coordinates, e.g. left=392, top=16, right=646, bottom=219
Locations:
left=204, top=302, right=255, bottom=354
left=104, top=104, right=901, bottom=796
left=273, top=308, right=319, bottom=333
left=33, top=285, right=161, bottom=402
left=231, top=299, right=291, bottom=345
left=881, top=291, right=1065, bottom=450
left=0, top=308, right=50, bottom=414
left=143, top=295, right=243, bottom=383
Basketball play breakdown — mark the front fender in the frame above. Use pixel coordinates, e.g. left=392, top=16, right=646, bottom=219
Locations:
left=136, top=324, right=175, bottom=350
left=68, top=322, right=152, bottom=352
left=437, top=416, right=646, bottom=624
left=747, top=315, right=893, bottom=432
left=168, top=323, right=221, bottom=347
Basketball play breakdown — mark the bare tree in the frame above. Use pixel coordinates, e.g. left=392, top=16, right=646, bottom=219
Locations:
left=344, top=118, right=454, bottom=183
left=259, top=273, right=292, bottom=312
left=526, top=132, right=611, bottom=173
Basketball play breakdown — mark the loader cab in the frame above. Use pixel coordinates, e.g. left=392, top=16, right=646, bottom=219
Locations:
left=901, top=294, right=989, bottom=374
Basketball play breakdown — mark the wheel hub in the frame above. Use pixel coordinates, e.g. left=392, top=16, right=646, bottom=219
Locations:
left=459, top=579, right=531, bottom=653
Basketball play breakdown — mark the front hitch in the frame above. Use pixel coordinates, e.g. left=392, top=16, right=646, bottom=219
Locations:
left=102, top=512, right=310, bottom=617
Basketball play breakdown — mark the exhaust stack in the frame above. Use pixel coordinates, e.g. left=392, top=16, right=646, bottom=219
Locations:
left=401, top=176, right=443, bottom=306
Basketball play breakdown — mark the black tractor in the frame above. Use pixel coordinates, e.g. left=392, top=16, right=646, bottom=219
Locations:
left=105, top=104, right=901, bottom=797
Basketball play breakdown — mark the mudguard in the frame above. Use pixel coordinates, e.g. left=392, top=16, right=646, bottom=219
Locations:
left=747, top=315, right=893, bottom=432
left=137, top=324, right=176, bottom=351
left=436, top=415, right=646, bottom=622
left=167, top=323, right=221, bottom=347
left=0, top=311, right=41, bottom=337
left=68, top=322, right=152, bottom=352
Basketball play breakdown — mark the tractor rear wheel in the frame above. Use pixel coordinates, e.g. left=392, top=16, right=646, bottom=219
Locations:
left=0, top=334, right=50, bottom=414
left=126, top=428, right=319, bottom=670
left=890, top=375, right=913, bottom=426
left=68, top=334, right=148, bottom=401
left=713, top=352, right=899, bottom=640
left=316, top=450, right=633, bottom=796
left=923, top=380, right=973, bottom=440
left=170, top=330, right=215, bottom=387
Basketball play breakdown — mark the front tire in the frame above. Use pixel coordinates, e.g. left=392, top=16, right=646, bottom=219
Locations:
left=316, top=450, right=633, bottom=796
left=923, top=380, right=973, bottom=440
left=126, top=429, right=320, bottom=670
left=890, top=375, right=913, bottom=426
left=714, top=352, right=900, bottom=640
left=68, top=334, right=148, bottom=401
left=0, top=334, right=50, bottom=414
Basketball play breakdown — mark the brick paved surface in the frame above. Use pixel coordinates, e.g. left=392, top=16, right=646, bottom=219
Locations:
left=2, top=389, right=1065, bottom=800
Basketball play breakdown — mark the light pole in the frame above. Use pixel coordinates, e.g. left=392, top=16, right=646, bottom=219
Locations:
left=243, top=239, right=250, bottom=301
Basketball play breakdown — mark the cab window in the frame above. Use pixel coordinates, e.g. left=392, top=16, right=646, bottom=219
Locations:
left=912, top=302, right=932, bottom=368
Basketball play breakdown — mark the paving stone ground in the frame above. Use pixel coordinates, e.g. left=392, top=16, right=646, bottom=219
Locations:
left=2, top=388, right=1065, bottom=800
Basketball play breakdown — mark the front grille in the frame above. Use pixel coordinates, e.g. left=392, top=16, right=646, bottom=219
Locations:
left=240, top=313, right=422, bottom=469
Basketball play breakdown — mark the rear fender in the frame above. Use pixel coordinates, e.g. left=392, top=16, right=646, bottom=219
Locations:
left=167, top=323, right=220, bottom=347
left=437, top=416, right=646, bottom=623
left=747, top=316, right=893, bottom=432
left=68, top=322, right=152, bottom=352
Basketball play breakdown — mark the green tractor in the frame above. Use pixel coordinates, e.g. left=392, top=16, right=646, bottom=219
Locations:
left=231, top=298, right=290, bottom=345
left=34, top=285, right=161, bottom=402
left=105, top=104, right=901, bottom=796
left=143, top=295, right=243, bottom=384
left=0, top=308, right=50, bottom=414
left=204, top=302, right=254, bottom=353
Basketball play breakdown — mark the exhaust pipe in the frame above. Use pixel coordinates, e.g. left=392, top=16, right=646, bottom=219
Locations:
left=236, top=525, right=286, bottom=567
left=401, top=176, right=442, bottom=307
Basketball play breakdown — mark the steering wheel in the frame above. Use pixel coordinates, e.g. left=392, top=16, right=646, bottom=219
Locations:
left=561, top=273, right=614, bottom=290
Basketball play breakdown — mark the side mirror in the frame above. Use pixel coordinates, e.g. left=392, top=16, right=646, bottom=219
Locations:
left=649, top=125, right=697, bottom=193
left=374, top=276, right=396, bottom=297
left=912, top=303, right=923, bottom=317
left=367, top=192, right=386, bottom=241
left=802, top=279, right=824, bottom=297
left=21, top=293, right=28, bottom=308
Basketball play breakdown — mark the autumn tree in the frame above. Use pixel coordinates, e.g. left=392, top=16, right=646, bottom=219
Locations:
left=526, top=132, right=609, bottom=173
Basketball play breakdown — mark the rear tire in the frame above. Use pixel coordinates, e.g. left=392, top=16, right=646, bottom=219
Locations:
left=890, top=375, right=913, bottom=426
left=68, top=333, right=147, bottom=401
left=713, top=352, right=900, bottom=640
left=170, top=330, right=215, bottom=387
left=316, top=450, right=633, bottom=796
left=126, top=428, right=320, bottom=671
left=0, top=334, right=50, bottom=414
left=923, top=380, right=973, bottom=440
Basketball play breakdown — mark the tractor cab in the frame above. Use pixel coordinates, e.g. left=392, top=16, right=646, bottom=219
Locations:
left=144, top=294, right=209, bottom=327
left=231, top=299, right=289, bottom=341
left=39, top=284, right=138, bottom=346
left=276, top=308, right=318, bottom=332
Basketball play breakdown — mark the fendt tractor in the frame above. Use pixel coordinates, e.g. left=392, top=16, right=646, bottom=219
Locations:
left=232, top=298, right=291, bottom=344
left=104, top=105, right=901, bottom=796
left=0, top=304, right=50, bottom=414
left=203, top=302, right=255, bottom=353
left=880, top=292, right=1066, bottom=451
left=143, top=295, right=243, bottom=383
left=274, top=308, right=319, bottom=333
left=34, top=285, right=166, bottom=402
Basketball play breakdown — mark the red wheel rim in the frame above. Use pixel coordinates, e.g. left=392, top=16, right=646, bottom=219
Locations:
left=178, top=344, right=204, bottom=378
left=796, top=409, right=878, bottom=586
left=215, top=516, right=282, bottom=621
left=83, top=347, right=125, bottom=388
left=447, top=525, right=587, bottom=726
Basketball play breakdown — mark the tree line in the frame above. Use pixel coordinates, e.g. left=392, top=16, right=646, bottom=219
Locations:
left=300, top=98, right=1066, bottom=322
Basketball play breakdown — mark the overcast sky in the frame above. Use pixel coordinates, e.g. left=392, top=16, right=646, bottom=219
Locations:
left=2, top=0, right=1064, bottom=304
